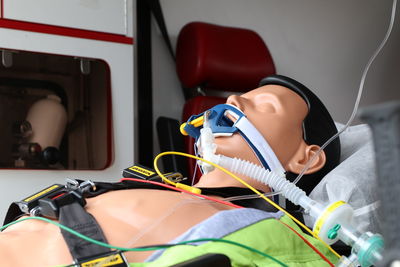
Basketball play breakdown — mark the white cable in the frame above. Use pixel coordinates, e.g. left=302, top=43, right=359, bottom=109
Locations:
left=219, top=0, right=398, bottom=202
left=292, top=0, right=397, bottom=186
left=214, top=155, right=312, bottom=206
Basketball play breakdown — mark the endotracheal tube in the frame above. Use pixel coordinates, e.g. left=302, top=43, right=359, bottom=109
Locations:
left=199, top=121, right=383, bottom=267
left=197, top=110, right=217, bottom=174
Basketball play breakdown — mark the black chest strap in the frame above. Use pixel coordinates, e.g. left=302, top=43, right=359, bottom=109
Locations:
left=59, top=202, right=111, bottom=262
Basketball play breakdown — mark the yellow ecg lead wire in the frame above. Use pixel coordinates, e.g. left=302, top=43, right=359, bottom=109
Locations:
left=153, top=151, right=341, bottom=259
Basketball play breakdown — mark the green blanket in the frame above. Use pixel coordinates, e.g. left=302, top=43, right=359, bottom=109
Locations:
left=133, top=214, right=338, bottom=267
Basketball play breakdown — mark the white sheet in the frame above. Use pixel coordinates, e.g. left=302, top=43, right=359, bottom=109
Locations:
left=306, top=123, right=381, bottom=233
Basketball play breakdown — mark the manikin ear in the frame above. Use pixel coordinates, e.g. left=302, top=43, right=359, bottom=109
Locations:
left=286, top=142, right=326, bottom=174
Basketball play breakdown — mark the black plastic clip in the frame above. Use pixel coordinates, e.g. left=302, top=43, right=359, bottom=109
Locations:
left=15, top=183, right=64, bottom=215
left=14, top=179, right=96, bottom=219
left=123, top=164, right=185, bottom=183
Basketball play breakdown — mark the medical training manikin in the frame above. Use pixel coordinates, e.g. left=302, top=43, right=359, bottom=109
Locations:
left=0, top=75, right=361, bottom=267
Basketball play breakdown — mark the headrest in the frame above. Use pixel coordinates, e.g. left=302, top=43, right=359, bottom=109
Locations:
left=176, top=22, right=275, bottom=92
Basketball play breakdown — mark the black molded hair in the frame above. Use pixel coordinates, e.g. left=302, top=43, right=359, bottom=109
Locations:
left=259, top=75, right=341, bottom=194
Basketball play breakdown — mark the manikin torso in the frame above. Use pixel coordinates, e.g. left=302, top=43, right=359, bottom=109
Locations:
left=0, top=187, right=235, bottom=266
left=0, top=85, right=324, bottom=267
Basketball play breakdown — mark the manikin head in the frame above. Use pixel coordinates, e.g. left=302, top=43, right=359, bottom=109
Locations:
left=195, top=75, right=340, bottom=194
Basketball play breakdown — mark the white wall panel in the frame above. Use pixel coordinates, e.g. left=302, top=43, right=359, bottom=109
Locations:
left=0, top=28, right=134, bottom=218
left=3, top=0, right=131, bottom=35
left=154, top=0, right=400, bottom=124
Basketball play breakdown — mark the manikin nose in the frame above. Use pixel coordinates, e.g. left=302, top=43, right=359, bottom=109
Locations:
left=226, top=95, right=244, bottom=111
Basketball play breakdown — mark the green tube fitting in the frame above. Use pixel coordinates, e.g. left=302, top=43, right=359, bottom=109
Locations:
left=357, top=234, right=384, bottom=267
left=327, top=224, right=341, bottom=240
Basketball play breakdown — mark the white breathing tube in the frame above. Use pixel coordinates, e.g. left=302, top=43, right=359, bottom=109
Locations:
left=199, top=112, right=317, bottom=211
left=201, top=125, right=383, bottom=267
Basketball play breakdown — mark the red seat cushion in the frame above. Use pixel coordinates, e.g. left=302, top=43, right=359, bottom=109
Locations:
left=176, top=22, right=275, bottom=92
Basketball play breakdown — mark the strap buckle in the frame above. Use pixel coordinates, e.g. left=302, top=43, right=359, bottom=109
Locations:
left=15, top=179, right=96, bottom=219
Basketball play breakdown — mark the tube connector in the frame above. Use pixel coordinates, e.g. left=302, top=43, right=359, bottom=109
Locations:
left=351, top=232, right=384, bottom=267
left=197, top=111, right=218, bottom=174
left=312, top=201, right=354, bottom=244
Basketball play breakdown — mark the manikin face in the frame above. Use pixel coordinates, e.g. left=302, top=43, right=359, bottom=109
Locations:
left=215, top=84, right=310, bottom=171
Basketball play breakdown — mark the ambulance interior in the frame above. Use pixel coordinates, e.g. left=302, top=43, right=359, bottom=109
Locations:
left=0, top=0, right=399, bottom=266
